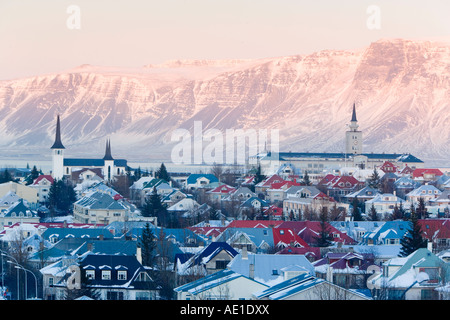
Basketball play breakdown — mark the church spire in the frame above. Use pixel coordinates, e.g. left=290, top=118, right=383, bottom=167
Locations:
left=103, top=139, right=114, bottom=160
left=51, top=114, right=65, bottom=149
left=351, top=102, right=357, bottom=122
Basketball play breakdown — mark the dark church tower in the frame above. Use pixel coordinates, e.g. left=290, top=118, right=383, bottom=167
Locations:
left=103, top=139, right=115, bottom=181
left=51, top=115, right=65, bottom=179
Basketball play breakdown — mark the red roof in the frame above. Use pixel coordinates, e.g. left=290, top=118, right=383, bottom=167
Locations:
left=263, top=205, right=283, bottom=217
left=380, top=161, right=397, bottom=173
left=256, top=174, right=284, bottom=187
left=272, top=228, right=309, bottom=248
left=276, top=246, right=321, bottom=260
left=269, top=180, right=300, bottom=190
left=418, top=219, right=450, bottom=241
left=188, top=226, right=227, bottom=238
left=208, top=184, right=236, bottom=194
left=278, top=221, right=357, bottom=245
left=32, top=175, right=54, bottom=185
left=413, top=168, right=444, bottom=179
left=226, top=220, right=284, bottom=228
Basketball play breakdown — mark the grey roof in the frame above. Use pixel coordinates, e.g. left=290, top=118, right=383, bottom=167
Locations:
left=75, top=191, right=128, bottom=210
left=228, top=253, right=315, bottom=284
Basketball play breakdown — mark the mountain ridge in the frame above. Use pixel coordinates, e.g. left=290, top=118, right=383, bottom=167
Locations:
left=0, top=38, right=449, bottom=166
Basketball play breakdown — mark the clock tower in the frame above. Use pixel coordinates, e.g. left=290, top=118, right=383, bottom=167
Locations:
left=346, top=103, right=362, bottom=155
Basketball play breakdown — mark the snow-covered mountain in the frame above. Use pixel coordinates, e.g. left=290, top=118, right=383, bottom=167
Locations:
left=0, top=38, right=449, bottom=166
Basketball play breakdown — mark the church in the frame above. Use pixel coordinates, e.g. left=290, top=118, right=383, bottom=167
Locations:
left=251, top=104, right=424, bottom=177
left=50, top=115, right=128, bottom=181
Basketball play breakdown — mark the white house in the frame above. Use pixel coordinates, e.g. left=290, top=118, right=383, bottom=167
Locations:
left=174, top=269, right=269, bottom=300
left=364, top=193, right=407, bottom=216
left=406, top=184, right=442, bottom=205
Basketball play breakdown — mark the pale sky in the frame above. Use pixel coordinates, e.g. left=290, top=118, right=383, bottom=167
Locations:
left=1, top=0, right=450, bottom=80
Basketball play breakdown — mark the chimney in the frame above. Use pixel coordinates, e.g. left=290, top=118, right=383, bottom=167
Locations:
left=249, top=263, right=255, bottom=279
left=136, top=247, right=142, bottom=264
left=326, top=266, right=333, bottom=282
left=242, top=246, right=248, bottom=260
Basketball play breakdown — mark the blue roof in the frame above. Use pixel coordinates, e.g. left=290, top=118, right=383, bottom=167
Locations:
left=191, top=242, right=238, bottom=265
left=41, top=227, right=114, bottom=242
left=174, top=269, right=266, bottom=295
left=186, top=174, right=218, bottom=185
left=64, top=158, right=127, bottom=167
left=253, top=273, right=321, bottom=300
left=266, top=152, right=423, bottom=163
left=228, top=253, right=315, bottom=284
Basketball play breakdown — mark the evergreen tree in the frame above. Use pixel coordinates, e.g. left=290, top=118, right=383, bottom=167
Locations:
left=138, top=223, right=157, bottom=268
left=48, top=179, right=77, bottom=215
left=399, top=211, right=428, bottom=257
left=30, top=165, right=39, bottom=181
left=303, top=170, right=311, bottom=186
left=253, top=163, right=266, bottom=185
left=368, top=168, right=380, bottom=190
left=142, top=187, right=171, bottom=227
left=368, top=203, right=379, bottom=221
left=0, top=169, right=13, bottom=183
left=155, top=163, right=171, bottom=182
left=416, top=197, right=428, bottom=219
left=390, top=202, right=406, bottom=221
left=314, top=207, right=333, bottom=247
left=351, top=197, right=363, bottom=221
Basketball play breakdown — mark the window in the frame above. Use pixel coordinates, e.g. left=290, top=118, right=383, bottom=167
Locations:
left=215, top=260, right=229, bottom=269
left=49, top=277, right=54, bottom=286
left=118, top=271, right=127, bottom=280
left=86, top=270, right=95, bottom=280
left=107, top=291, right=124, bottom=300
left=102, top=270, right=111, bottom=280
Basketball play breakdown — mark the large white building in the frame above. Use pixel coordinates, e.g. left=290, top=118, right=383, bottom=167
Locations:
left=50, top=115, right=128, bottom=181
left=250, top=104, right=424, bottom=177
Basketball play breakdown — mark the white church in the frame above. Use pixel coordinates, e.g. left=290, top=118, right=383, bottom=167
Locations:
left=251, top=103, right=425, bottom=176
left=50, top=115, right=128, bottom=181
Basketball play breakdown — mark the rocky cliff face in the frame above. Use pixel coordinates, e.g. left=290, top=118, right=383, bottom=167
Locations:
left=0, top=39, right=448, bottom=165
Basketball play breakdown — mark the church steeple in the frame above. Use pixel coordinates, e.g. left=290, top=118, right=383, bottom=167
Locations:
left=349, top=102, right=359, bottom=131
left=351, top=102, right=357, bottom=122
left=103, top=139, right=114, bottom=160
left=51, top=114, right=65, bottom=149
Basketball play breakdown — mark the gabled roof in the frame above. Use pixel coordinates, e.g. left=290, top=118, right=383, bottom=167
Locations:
left=278, top=221, right=357, bottom=245
left=226, top=220, right=283, bottom=228
left=206, top=184, right=236, bottom=194
left=345, top=186, right=380, bottom=199
left=228, top=253, right=315, bottom=285
left=412, top=168, right=444, bottom=179
left=186, top=174, right=218, bottom=185
left=174, top=269, right=266, bottom=295
left=378, top=249, right=444, bottom=288
left=255, top=174, right=284, bottom=188
left=32, top=175, right=54, bottom=186
left=75, top=191, right=128, bottom=211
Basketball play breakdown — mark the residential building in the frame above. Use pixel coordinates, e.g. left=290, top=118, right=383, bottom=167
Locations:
left=252, top=272, right=371, bottom=300
left=174, top=268, right=269, bottom=300
left=72, top=191, right=131, bottom=224
left=370, top=248, right=449, bottom=300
